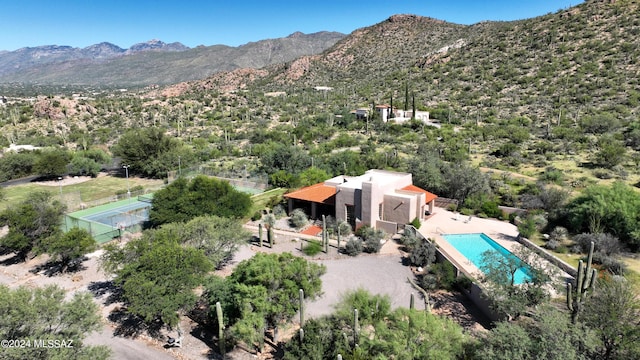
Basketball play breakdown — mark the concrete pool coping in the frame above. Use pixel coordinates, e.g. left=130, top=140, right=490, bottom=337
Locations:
left=418, top=207, right=572, bottom=286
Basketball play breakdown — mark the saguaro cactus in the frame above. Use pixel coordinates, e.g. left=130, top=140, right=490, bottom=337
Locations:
left=258, top=223, right=263, bottom=247
left=353, top=309, right=359, bottom=346
left=216, top=301, right=225, bottom=355
left=323, top=215, right=328, bottom=253
left=337, top=224, right=341, bottom=252
left=264, top=214, right=275, bottom=248
left=299, top=288, right=305, bottom=326
left=567, top=241, right=597, bottom=323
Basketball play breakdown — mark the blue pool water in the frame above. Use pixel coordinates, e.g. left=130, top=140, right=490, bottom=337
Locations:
left=442, top=233, right=533, bottom=284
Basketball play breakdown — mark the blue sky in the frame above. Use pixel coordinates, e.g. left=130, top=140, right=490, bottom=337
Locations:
left=0, top=1, right=584, bottom=51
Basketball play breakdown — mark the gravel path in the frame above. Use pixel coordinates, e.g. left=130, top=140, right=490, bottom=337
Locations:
left=305, top=253, right=425, bottom=318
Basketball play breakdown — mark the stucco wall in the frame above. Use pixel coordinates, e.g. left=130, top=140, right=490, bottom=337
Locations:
left=376, top=220, right=398, bottom=234
left=383, top=193, right=415, bottom=225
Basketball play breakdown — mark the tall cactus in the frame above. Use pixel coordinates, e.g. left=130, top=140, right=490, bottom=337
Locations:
left=258, top=223, right=263, bottom=247
left=337, top=224, right=341, bottom=253
left=216, top=301, right=225, bottom=356
left=353, top=309, right=359, bottom=346
left=263, top=213, right=276, bottom=248
left=299, top=288, right=305, bottom=326
left=323, top=215, right=328, bottom=253
left=269, top=226, right=274, bottom=248
left=567, top=241, right=597, bottom=323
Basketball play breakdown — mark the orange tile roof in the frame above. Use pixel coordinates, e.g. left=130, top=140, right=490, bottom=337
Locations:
left=401, top=184, right=438, bottom=203
left=301, top=225, right=323, bottom=237
left=284, top=183, right=336, bottom=204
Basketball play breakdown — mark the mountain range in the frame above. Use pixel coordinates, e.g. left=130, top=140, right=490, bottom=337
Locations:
left=170, top=0, right=639, bottom=122
left=0, top=32, right=345, bottom=86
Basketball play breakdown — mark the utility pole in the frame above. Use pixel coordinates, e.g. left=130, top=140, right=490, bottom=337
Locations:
left=123, top=165, right=130, bottom=198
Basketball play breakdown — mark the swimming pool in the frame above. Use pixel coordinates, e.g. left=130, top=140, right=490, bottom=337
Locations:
left=441, top=233, right=533, bottom=284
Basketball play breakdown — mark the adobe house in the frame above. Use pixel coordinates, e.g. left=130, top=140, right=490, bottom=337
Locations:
left=284, top=169, right=437, bottom=233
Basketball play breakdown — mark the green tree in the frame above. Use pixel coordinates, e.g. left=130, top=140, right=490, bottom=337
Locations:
left=44, top=227, right=96, bottom=273
left=406, top=149, right=445, bottom=195
left=593, top=135, right=626, bottom=169
left=111, top=127, right=195, bottom=178
left=34, top=149, right=70, bottom=178
left=153, top=215, right=250, bottom=268
left=149, top=175, right=252, bottom=226
left=298, top=167, right=330, bottom=187
left=0, top=190, right=66, bottom=261
left=566, top=182, right=640, bottom=251
left=474, top=307, right=598, bottom=360
left=101, top=233, right=212, bottom=327
left=0, top=151, right=38, bottom=182
left=260, top=143, right=311, bottom=175
left=67, top=154, right=102, bottom=177
left=285, top=289, right=467, bottom=360
left=479, top=247, right=553, bottom=320
left=441, top=162, right=491, bottom=204
left=0, top=285, right=110, bottom=360
left=205, top=253, right=326, bottom=350
left=582, top=277, right=640, bottom=360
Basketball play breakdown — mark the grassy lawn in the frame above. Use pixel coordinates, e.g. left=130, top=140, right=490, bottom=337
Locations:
left=249, top=187, right=286, bottom=217
left=0, top=176, right=163, bottom=212
left=530, top=236, right=581, bottom=268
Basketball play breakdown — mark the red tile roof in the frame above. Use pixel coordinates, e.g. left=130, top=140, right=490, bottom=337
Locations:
left=301, top=225, right=323, bottom=237
left=284, top=183, right=336, bottom=204
left=401, top=184, right=438, bottom=203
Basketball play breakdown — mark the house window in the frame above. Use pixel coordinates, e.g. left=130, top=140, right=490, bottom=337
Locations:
left=345, top=204, right=355, bottom=228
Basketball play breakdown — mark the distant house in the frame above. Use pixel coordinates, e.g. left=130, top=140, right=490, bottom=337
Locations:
left=284, top=169, right=437, bottom=233
left=351, top=108, right=370, bottom=119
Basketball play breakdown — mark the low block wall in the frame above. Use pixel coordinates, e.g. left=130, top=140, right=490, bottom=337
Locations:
left=515, top=235, right=577, bottom=278
left=435, top=248, right=501, bottom=321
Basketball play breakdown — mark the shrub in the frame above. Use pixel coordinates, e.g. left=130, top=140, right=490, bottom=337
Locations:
left=591, top=253, right=626, bottom=275
left=289, top=208, right=309, bottom=229
left=251, top=211, right=262, bottom=221
left=344, top=238, right=363, bottom=256
left=356, top=226, right=385, bottom=253
left=272, top=204, right=286, bottom=218
left=410, top=217, right=421, bottom=229
left=446, top=203, right=458, bottom=212
left=363, top=236, right=383, bottom=253
left=517, top=215, right=537, bottom=239
left=545, top=239, right=561, bottom=251
left=573, top=233, right=622, bottom=256
left=481, top=200, right=503, bottom=218
left=399, top=227, right=420, bottom=252
left=410, top=239, right=437, bottom=267
left=430, top=262, right=457, bottom=290
left=549, top=226, right=568, bottom=242
left=454, top=276, right=472, bottom=291
left=302, top=240, right=323, bottom=256
left=593, top=169, right=613, bottom=179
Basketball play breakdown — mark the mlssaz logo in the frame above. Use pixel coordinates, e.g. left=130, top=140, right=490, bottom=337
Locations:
left=32, top=339, right=74, bottom=348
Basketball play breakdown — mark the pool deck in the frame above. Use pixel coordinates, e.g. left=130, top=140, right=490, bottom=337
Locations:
left=418, top=207, right=571, bottom=284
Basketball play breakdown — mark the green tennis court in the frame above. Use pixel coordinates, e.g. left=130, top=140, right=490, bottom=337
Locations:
left=65, top=195, right=153, bottom=244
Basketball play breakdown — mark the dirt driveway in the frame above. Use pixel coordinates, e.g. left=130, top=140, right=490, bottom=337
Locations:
left=305, top=253, right=425, bottom=318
